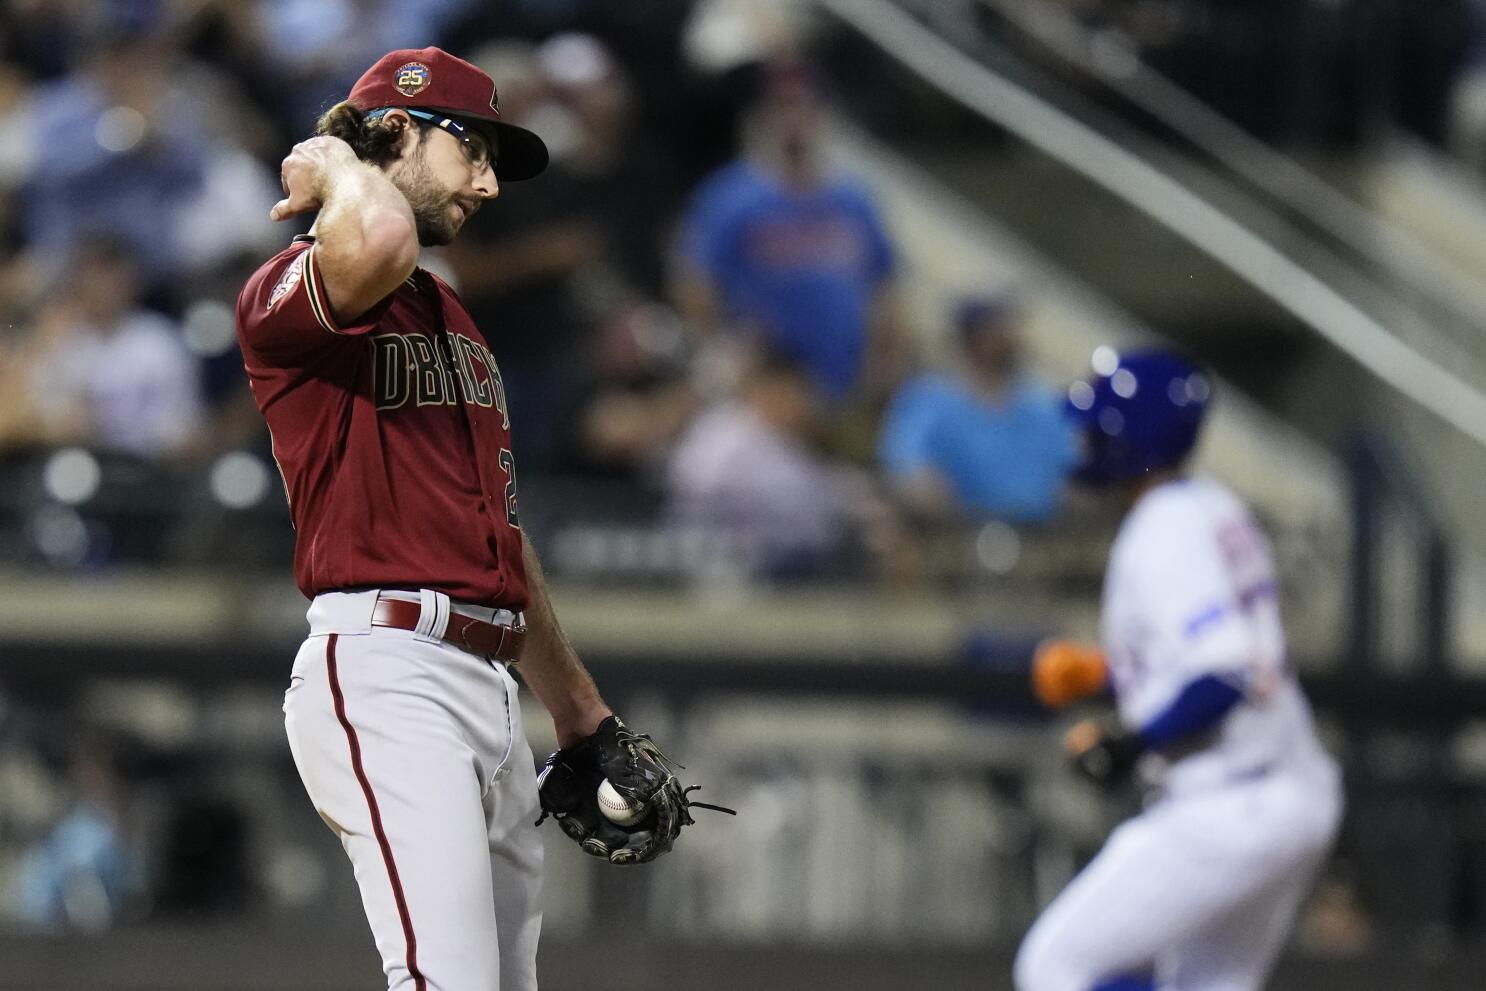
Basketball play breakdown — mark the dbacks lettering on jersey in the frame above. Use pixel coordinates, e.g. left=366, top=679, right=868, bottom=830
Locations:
left=373, top=330, right=510, bottom=425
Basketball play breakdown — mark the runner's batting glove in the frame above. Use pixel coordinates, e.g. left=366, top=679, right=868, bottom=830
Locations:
left=1063, top=718, right=1145, bottom=789
left=535, top=716, right=734, bottom=865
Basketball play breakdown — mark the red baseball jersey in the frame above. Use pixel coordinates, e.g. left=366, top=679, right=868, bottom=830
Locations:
left=235, top=236, right=529, bottom=609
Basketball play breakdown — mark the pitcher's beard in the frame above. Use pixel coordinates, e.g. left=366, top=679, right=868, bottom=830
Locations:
left=390, top=157, right=459, bottom=246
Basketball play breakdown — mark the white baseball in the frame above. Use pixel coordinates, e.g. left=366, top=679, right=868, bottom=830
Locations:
left=596, top=779, right=644, bottom=827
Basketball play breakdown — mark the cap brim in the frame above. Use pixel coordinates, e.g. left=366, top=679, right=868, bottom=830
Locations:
left=491, top=122, right=549, bottom=181
left=425, top=108, right=548, bottom=180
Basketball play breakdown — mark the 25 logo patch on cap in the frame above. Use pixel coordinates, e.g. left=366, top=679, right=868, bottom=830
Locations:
left=394, top=62, right=430, bottom=97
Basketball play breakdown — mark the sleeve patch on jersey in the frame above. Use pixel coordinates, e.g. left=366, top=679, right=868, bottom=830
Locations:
left=266, top=250, right=307, bottom=311
left=1182, top=581, right=1278, bottom=639
left=1183, top=603, right=1228, bottom=639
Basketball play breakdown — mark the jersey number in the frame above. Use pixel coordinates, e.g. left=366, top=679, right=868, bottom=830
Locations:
left=498, top=448, right=520, bottom=528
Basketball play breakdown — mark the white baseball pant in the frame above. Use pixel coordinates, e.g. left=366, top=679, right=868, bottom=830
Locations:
left=1014, top=757, right=1341, bottom=991
left=284, top=590, right=543, bottom=991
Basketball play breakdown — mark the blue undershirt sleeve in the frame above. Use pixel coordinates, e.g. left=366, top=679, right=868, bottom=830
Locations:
left=1137, top=673, right=1245, bottom=749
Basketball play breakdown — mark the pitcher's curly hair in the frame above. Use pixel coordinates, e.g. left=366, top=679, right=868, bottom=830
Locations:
left=314, top=101, right=426, bottom=164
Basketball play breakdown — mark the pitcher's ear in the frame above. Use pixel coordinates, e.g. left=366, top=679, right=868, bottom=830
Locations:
left=377, top=108, right=418, bottom=155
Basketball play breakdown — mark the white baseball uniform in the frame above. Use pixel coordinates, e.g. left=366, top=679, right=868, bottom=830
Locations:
left=284, top=590, right=544, bottom=991
left=238, top=238, right=546, bottom=990
left=238, top=44, right=569, bottom=990
left=1015, top=477, right=1343, bottom=991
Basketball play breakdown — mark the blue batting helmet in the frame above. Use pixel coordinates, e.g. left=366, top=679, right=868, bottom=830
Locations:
left=1065, top=348, right=1210, bottom=485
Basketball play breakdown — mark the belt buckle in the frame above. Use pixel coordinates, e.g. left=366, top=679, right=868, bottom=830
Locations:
left=460, top=611, right=511, bottom=663
left=450, top=614, right=474, bottom=653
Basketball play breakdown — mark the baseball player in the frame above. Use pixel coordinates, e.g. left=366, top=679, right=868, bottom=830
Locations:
left=234, top=48, right=713, bottom=991
left=1015, top=350, right=1343, bottom=991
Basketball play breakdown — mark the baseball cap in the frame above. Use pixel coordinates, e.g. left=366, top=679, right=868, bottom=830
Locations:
left=348, top=46, right=548, bottom=181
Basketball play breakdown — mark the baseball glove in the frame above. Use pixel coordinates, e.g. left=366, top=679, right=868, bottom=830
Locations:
left=1063, top=718, right=1144, bottom=789
left=1032, top=639, right=1108, bottom=709
left=535, top=715, right=733, bottom=865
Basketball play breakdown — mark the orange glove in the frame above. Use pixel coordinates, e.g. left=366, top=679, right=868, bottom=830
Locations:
left=1031, top=639, right=1108, bottom=708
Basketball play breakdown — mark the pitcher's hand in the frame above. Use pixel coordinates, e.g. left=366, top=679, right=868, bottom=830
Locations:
left=270, top=136, right=359, bottom=221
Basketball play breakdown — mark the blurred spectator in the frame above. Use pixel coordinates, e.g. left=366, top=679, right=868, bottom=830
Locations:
left=529, top=31, right=681, bottom=296
left=12, top=736, right=135, bottom=932
left=678, top=0, right=811, bottom=178
left=1298, top=868, right=1375, bottom=958
left=445, top=34, right=681, bottom=469
left=878, top=297, right=1075, bottom=525
left=249, top=0, right=477, bottom=138
left=667, top=350, right=907, bottom=580
left=1, top=236, right=203, bottom=458
left=8, top=19, right=204, bottom=283
left=2, top=10, right=281, bottom=285
left=560, top=300, right=699, bottom=479
left=0, top=0, right=117, bottom=82
left=683, top=0, right=807, bottom=79
left=672, top=59, right=908, bottom=406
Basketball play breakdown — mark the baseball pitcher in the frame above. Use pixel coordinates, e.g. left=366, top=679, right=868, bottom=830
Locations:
left=235, top=47, right=724, bottom=991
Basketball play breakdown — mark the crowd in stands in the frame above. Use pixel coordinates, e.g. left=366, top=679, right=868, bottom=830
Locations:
left=0, top=0, right=1081, bottom=583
